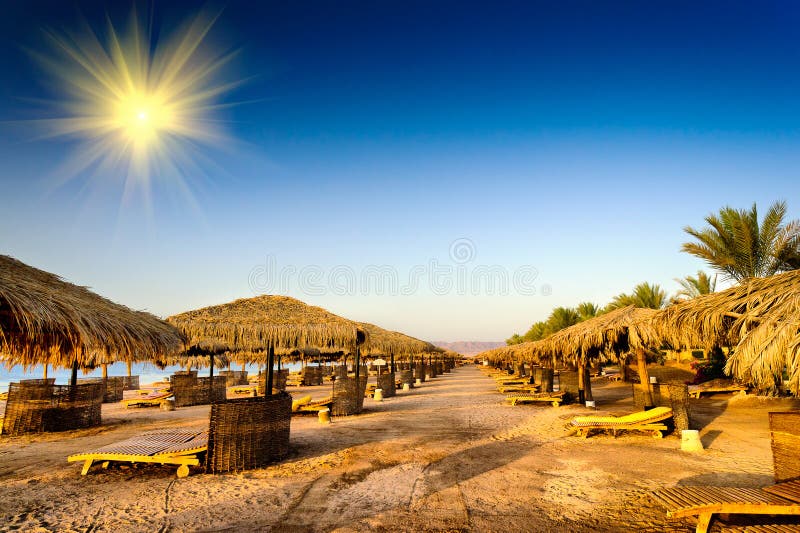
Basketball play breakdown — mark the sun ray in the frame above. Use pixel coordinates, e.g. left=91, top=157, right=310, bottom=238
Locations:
left=29, top=6, right=239, bottom=209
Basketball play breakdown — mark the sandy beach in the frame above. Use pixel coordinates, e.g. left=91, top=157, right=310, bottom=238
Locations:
left=1, top=365, right=799, bottom=532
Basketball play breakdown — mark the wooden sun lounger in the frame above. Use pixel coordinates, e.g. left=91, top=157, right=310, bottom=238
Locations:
left=67, top=428, right=208, bottom=478
left=120, top=391, right=172, bottom=408
left=688, top=379, right=749, bottom=399
left=229, top=385, right=257, bottom=395
left=651, top=481, right=800, bottom=533
left=498, top=383, right=540, bottom=393
left=569, top=406, right=673, bottom=438
left=295, top=397, right=333, bottom=414
left=505, top=391, right=564, bottom=407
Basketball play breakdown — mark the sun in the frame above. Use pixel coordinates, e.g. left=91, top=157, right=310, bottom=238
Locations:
left=32, top=7, right=240, bottom=205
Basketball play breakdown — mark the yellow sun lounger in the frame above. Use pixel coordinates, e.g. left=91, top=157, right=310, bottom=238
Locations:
left=292, top=395, right=312, bottom=411
left=498, top=383, right=539, bottom=393
left=569, top=406, right=673, bottom=438
left=652, top=480, right=800, bottom=533
left=120, top=391, right=172, bottom=408
left=295, top=397, right=333, bottom=414
left=505, top=391, right=564, bottom=406
left=67, top=428, right=208, bottom=478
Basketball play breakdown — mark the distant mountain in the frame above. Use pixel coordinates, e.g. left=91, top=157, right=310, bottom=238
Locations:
left=432, top=341, right=504, bottom=356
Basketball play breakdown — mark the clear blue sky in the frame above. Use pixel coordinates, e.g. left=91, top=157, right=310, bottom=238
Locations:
left=1, top=1, right=799, bottom=342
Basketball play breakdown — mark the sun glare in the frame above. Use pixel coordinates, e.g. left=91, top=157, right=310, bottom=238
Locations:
left=33, top=7, right=240, bottom=204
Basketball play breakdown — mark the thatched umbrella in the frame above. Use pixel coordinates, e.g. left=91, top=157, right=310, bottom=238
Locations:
left=652, top=270, right=800, bottom=395
left=0, top=255, right=184, bottom=386
left=530, top=306, right=658, bottom=404
left=358, top=322, right=434, bottom=372
left=167, top=295, right=368, bottom=396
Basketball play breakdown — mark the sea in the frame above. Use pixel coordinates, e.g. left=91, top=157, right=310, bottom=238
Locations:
left=0, top=361, right=305, bottom=392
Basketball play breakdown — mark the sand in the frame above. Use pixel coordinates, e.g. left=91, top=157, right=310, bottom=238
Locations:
left=1, top=365, right=799, bottom=532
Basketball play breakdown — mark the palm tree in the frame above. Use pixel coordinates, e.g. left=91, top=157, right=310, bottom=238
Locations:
left=674, top=271, right=717, bottom=301
left=576, top=302, right=601, bottom=321
left=547, top=306, right=581, bottom=332
left=682, top=201, right=800, bottom=282
left=607, top=282, right=667, bottom=311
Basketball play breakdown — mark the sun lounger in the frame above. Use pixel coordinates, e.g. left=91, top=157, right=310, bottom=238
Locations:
left=505, top=391, right=564, bottom=407
left=569, top=406, right=673, bottom=438
left=688, top=378, right=749, bottom=399
left=295, top=396, right=333, bottom=414
left=651, top=481, right=800, bottom=533
left=67, top=428, right=208, bottom=478
left=498, top=383, right=540, bottom=394
left=229, top=384, right=257, bottom=395
left=292, top=395, right=312, bottom=411
left=120, top=390, right=172, bottom=408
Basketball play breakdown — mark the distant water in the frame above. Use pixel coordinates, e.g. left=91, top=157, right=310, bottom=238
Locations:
left=0, top=361, right=304, bottom=392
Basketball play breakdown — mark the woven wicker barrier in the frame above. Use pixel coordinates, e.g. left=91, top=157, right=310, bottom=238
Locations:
left=377, top=372, right=396, bottom=398
left=334, top=366, right=348, bottom=379
left=205, top=393, right=292, bottom=474
left=172, top=373, right=226, bottom=407
left=398, top=370, right=414, bottom=388
left=2, top=381, right=104, bottom=436
left=631, top=383, right=691, bottom=432
left=78, top=377, right=124, bottom=403
left=257, top=369, right=289, bottom=394
left=218, top=371, right=248, bottom=387
left=769, top=411, right=800, bottom=483
left=332, top=375, right=368, bottom=416
left=414, top=363, right=427, bottom=382
left=516, top=364, right=527, bottom=377
left=557, top=370, right=579, bottom=394
left=301, top=366, right=323, bottom=386
left=120, top=376, right=140, bottom=390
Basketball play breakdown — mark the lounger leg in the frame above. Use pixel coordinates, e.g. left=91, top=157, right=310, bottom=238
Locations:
left=695, top=512, right=713, bottom=533
left=81, top=460, right=94, bottom=476
left=176, top=465, right=190, bottom=478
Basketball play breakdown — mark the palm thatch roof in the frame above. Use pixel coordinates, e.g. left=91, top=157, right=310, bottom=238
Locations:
left=533, top=306, right=658, bottom=363
left=167, top=295, right=368, bottom=355
left=652, top=270, right=800, bottom=394
left=478, top=306, right=658, bottom=366
left=358, top=322, right=435, bottom=356
left=0, top=255, right=184, bottom=369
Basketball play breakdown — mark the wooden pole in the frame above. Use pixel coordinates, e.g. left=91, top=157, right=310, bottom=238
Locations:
left=126, top=361, right=132, bottom=377
left=208, top=354, right=215, bottom=403
left=583, top=362, right=594, bottom=402
left=636, top=348, right=654, bottom=408
left=266, top=345, right=275, bottom=396
left=577, top=359, right=586, bottom=404
left=43, top=364, right=48, bottom=380
left=70, top=360, right=79, bottom=388
left=101, top=364, right=108, bottom=379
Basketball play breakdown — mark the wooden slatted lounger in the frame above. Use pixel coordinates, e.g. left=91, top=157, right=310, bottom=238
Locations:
left=651, top=480, right=800, bottom=533
left=688, top=379, right=749, bottom=399
left=120, top=391, right=172, bottom=408
left=229, top=385, right=257, bottom=395
left=67, top=428, right=208, bottom=478
left=505, top=391, right=565, bottom=407
left=498, top=383, right=539, bottom=393
left=569, top=406, right=673, bottom=438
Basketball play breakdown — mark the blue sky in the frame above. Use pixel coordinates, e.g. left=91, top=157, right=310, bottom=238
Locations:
left=1, top=1, right=799, bottom=342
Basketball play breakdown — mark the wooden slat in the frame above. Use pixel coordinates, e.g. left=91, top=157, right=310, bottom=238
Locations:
left=765, top=480, right=800, bottom=503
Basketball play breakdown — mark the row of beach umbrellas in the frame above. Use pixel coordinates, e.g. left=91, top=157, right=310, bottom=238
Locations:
left=0, top=255, right=444, bottom=391
left=479, top=270, right=800, bottom=398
